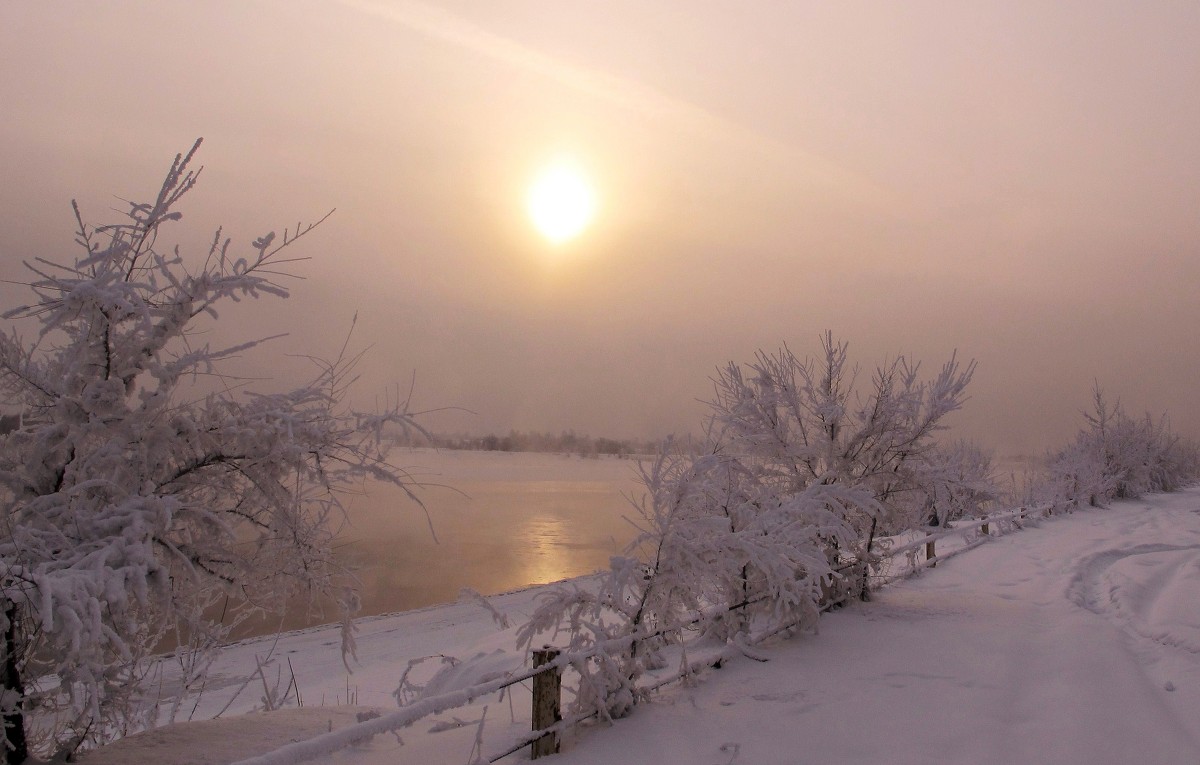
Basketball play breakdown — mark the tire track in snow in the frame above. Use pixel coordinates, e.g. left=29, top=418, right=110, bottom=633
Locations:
left=1066, top=543, right=1200, bottom=654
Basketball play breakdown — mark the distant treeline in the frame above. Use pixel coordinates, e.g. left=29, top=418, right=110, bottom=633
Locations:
left=391, top=428, right=660, bottom=457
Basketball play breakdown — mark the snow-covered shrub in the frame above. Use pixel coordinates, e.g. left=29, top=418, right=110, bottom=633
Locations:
left=1043, top=434, right=1117, bottom=508
left=894, top=440, right=1000, bottom=529
left=708, top=334, right=984, bottom=539
left=653, top=442, right=878, bottom=638
left=515, top=443, right=877, bottom=721
left=0, top=141, right=425, bottom=761
left=514, top=334, right=980, bottom=718
left=1042, top=385, right=1199, bottom=508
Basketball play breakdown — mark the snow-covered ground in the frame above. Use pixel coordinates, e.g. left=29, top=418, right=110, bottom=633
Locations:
left=80, top=488, right=1200, bottom=764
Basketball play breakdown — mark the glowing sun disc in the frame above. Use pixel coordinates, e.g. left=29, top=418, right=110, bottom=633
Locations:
left=527, top=163, right=596, bottom=244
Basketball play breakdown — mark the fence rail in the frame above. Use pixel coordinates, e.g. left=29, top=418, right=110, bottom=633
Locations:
left=230, top=497, right=1076, bottom=765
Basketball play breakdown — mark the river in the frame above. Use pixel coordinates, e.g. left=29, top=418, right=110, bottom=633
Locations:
left=330, top=449, right=645, bottom=621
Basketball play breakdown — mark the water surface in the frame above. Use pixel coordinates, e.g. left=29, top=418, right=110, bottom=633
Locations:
left=335, top=449, right=645, bottom=618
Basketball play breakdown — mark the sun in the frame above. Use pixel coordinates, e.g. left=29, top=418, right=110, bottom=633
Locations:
left=526, top=160, right=596, bottom=244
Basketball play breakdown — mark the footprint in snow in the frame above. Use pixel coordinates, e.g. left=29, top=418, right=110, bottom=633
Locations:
left=751, top=690, right=805, bottom=703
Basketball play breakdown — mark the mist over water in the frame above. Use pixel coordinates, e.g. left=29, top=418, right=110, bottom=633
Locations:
left=302, top=450, right=643, bottom=631
left=194, top=450, right=639, bottom=643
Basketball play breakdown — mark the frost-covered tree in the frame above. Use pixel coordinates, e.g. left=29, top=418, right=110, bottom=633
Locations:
left=1043, top=384, right=1199, bottom=507
left=516, top=336, right=979, bottom=718
left=709, top=333, right=979, bottom=527
left=0, top=141, right=424, bottom=761
left=895, top=440, right=999, bottom=530
left=517, top=447, right=873, bottom=721
left=697, top=333, right=986, bottom=601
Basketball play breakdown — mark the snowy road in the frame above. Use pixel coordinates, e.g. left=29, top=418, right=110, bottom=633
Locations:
left=82, top=489, right=1200, bottom=765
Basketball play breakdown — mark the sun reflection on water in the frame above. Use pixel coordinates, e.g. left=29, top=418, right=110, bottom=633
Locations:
left=519, top=514, right=574, bottom=585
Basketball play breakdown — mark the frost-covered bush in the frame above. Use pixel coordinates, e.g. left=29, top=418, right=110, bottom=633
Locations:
left=1042, top=385, right=1199, bottom=507
left=0, top=141, right=424, bottom=761
left=515, top=333, right=979, bottom=717
left=707, top=333, right=983, bottom=536
left=517, top=448, right=873, bottom=720
left=891, top=440, right=1000, bottom=529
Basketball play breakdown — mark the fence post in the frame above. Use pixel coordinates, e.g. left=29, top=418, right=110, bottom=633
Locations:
left=819, top=573, right=835, bottom=609
left=980, top=521, right=989, bottom=536
left=925, top=536, right=936, bottom=567
left=531, top=647, right=561, bottom=759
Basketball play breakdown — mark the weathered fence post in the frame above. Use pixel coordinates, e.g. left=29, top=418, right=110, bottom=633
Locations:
left=531, top=647, right=561, bottom=759
left=859, top=518, right=877, bottom=601
left=819, top=573, right=836, bottom=609
left=980, top=521, right=989, bottom=536
left=925, top=536, right=936, bottom=567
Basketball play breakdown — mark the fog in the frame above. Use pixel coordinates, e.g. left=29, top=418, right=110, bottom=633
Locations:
left=3, top=1, right=1199, bottom=454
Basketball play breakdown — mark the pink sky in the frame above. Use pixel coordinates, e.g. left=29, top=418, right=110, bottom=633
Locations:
left=2, top=1, right=1198, bottom=453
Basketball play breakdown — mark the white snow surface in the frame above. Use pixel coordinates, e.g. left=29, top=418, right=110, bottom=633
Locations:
left=80, top=488, right=1200, bottom=765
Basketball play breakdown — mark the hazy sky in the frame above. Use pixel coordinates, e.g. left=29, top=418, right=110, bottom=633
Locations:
left=3, top=1, right=1199, bottom=454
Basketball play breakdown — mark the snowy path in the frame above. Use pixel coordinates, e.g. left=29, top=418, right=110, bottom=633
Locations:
left=81, top=489, right=1200, bottom=765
